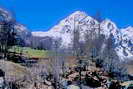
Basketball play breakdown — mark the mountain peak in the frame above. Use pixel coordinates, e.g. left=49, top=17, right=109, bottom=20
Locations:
left=49, top=10, right=96, bottom=33
left=121, top=26, right=133, bottom=38
left=100, top=19, right=118, bottom=36
left=102, top=19, right=117, bottom=29
left=64, top=11, right=90, bottom=23
left=70, top=11, right=87, bottom=17
left=125, top=26, right=133, bottom=31
left=0, top=8, right=12, bottom=21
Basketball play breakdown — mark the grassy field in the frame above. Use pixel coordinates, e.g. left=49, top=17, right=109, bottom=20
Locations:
left=9, top=46, right=49, bottom=59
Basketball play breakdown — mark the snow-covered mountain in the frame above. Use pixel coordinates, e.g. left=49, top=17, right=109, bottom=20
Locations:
left=32, top=11, right=99, bottom=47
left=32, top=11, right=133, bottom=61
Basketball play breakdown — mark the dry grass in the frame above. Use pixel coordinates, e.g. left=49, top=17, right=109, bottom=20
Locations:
left=125, top=60, right=133, bottom=75
left=0, top=60, right=30, bottom=81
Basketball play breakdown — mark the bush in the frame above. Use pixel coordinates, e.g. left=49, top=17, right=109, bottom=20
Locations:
left=103, top=57, right=129, bottom=81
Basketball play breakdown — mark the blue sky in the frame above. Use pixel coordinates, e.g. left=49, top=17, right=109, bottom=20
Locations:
left=0, top=0, right=133, bottom=31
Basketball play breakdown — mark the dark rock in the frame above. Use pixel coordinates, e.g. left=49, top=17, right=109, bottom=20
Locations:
left=0, top=69, right=5, bottom=77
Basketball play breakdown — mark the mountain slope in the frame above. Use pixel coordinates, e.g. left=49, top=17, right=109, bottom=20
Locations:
left=32, top=11, right=133, bottom=61
left=0, top=8, right=32, bottom=46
